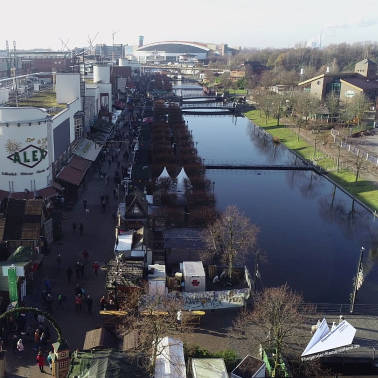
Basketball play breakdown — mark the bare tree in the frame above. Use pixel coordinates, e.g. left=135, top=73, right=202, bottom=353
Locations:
left=234, top=285, right=306, bottom=377
left=120, top=295, right=188, bottom=376
left=293, top=91, right=320, bottom=127
left=325, top=92, right=340, bottom=123
left=354, top=151, right=365, bottom=182
left=341, top=93, right=372, bottom=129
left=201, top=205, right=259, bottom=279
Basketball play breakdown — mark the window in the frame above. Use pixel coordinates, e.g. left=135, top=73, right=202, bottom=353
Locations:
left=74, top=115, right=83, bottom=140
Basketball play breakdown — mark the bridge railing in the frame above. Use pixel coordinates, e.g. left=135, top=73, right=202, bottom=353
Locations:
left=300, top=302, right=378, bottom=316
left=201, top=157, right=303, bottom=167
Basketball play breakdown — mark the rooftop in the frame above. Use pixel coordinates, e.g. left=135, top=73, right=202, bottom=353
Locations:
left=6, top=90, right=67, bottom=115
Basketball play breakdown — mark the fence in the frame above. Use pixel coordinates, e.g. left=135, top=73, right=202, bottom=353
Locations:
left=300, top=302, right=378, bottom=316
left=331, top=129, right=378, bottom=166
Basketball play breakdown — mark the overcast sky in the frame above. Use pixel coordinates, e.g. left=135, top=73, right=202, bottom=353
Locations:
left=2, top=0, right=377, bottom=50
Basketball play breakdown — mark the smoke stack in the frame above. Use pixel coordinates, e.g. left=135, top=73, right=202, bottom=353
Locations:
left=138, top=36, right=144, bottom=48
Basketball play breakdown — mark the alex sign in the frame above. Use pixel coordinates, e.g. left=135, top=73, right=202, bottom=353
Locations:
left=7, top=144, right=47, bottom=168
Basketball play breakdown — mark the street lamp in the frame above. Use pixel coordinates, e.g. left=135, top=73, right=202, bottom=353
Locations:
left=350, top=246, right=365, bottom=313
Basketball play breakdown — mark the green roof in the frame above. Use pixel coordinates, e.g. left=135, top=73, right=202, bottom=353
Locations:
left=7, top=246, right=35, bottom=263
left=68, top=349, right=145, bottom=378
left=6, top=90, right=67, bottom=115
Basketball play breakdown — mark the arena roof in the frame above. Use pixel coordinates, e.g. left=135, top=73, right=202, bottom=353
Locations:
left=137, top=41, right=210, bottom=54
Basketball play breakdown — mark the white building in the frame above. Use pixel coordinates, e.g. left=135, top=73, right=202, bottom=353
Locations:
left=0, top=73, right=82, bottom=194
left=84, top=64, right=112, bottom=133
left=134, top=41, right=210, bottom=64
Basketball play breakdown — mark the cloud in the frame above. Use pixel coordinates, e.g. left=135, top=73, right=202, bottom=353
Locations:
left=325, top=17, right=378, bottom=31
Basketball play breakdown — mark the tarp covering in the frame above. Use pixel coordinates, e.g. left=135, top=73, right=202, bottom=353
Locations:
left=7, top=246, right=35, bottom=263
left=68, top=349, right=144, bottom=378
left=155, top=337, right=186, bottom=378
left=73, top=138, right=103, bottom=162
left=115, top=232, right=133, bottom=253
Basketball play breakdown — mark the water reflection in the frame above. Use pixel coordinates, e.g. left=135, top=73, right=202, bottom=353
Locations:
left=185, top=113, right=378, bottom=304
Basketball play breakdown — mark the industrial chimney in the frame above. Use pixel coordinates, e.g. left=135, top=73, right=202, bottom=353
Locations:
left=138, top=36, right=144, bottom=48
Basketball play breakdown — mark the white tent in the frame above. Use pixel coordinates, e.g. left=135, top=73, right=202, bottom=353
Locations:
left=157, top=167, right=171, bottom=181
left=176, top=167, right=190, bottom=195
left=154, top=337, right=186, bottom=378
left=301, top=318, right=357, bottom=358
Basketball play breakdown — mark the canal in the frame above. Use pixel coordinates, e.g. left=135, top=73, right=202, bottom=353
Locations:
left=174, top=83, right=378, bottom=304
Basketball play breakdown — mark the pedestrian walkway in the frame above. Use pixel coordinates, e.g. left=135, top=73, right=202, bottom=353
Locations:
left=6, top=123, right=130, bottom=377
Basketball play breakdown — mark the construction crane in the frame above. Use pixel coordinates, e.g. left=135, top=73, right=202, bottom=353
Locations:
left=87, top=32, right=99, bottom=56
left=11, top=40, right=18, bottom=106
left=5, top=40, right=11, bottom=77
left=112, top=31, right=118, bottom=62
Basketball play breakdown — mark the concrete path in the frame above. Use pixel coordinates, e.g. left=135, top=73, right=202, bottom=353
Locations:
left=5, top=126, right=129, bottom=377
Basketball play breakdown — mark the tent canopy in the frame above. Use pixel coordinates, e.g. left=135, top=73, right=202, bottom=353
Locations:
left=157, top=167, right=171, bottom=181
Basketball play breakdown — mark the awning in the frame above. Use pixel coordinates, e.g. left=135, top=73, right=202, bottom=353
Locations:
left=69, top=155, right=92, bottom=171
left=37, top=186, right=58, bottom=199
left=57, top=156, right=92, bottom=186
left=73, top=138, right=103, bottom=162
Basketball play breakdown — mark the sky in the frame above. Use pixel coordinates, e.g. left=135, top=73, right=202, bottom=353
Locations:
left=1, top=0, right=378, bottom=50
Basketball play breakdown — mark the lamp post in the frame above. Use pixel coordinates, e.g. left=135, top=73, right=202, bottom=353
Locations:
left=350, top=246, right=365, bottom=313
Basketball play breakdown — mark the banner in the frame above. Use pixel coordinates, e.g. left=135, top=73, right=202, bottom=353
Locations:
left=8, top=266, right=18, bottom=302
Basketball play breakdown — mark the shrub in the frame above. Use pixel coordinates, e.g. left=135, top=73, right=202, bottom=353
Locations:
left=184, top=343, right=240, bottom=371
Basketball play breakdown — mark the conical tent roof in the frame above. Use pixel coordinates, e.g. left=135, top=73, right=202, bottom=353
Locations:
left=157, top=167, right=171, bottom=181
left=176, top=167, right=190, bottom=193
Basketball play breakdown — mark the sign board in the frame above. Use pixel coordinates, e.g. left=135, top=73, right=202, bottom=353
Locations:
left=2, top=264, right=25, bottom=277
left=182, top=288, right=250, bottom=310
left=8, top=266, right=18, bottom=302
left=140, top=287, right=251, bottom=311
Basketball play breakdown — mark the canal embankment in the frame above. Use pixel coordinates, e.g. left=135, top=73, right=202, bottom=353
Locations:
left=244, top=109, right=378, bottom=214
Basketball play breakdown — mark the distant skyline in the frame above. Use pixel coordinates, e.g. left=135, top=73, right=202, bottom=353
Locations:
left=1, top=0, right=377, bottom=50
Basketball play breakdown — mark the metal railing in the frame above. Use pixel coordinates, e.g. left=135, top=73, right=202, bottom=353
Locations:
left=300, top=302, right=378, bottom=316
left=331, top=129, right=378, bottom=166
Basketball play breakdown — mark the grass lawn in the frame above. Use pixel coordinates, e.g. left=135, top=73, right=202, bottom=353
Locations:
left=244, top=110, right=378, bottom=212
left=227, top=89, right=248, bottom=95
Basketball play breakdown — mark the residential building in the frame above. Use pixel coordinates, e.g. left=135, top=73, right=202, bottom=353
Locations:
left=298, top=59, right=378, bottom=103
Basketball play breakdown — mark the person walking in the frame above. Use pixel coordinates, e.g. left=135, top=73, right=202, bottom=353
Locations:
left=47, top=351, right=54, bottom=370
left=85, top=207, right=90, bottom=216
left=40, top=331, right=47, bottom=346
left=33, top=329, right=40, bottom=350
left=75, top=294, right=82, bottom=313
left=80, top=262, right=85, bottom=278
left=36, top=351, right=45, bottom=373
left=75, top=261, right=81, bottom=279
left=79, top=223, right=84, bottom=236
left=16, top=338, right=24, bottom=358
left=86, top=295, right=93, bottom=314
left=66, top=266, right=73, bottom=283
left=56, top=253, right=62, bottom=270
left=82, top=249, right=89, bottom=261
left=82, top=199, right=87, bottom=210
left=57, top=293, right=64, bottom=307
left=72, top=222, right=76, bottom=233
left=92, top=261, right=100, bottom=276
left=100, top=295, right=106, bottom=310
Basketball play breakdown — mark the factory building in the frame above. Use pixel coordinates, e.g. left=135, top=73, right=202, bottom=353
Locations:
left=0, top=73, right=82, bottom=196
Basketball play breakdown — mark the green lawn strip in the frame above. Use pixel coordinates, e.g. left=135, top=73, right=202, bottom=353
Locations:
left=244, top=110, right=378, bottom=212
left=228, top=89, right=248, bottom=95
